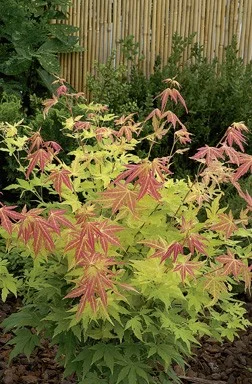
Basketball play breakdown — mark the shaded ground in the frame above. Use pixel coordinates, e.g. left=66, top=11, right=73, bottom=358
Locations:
left=0, top=297, right=251, bottom=384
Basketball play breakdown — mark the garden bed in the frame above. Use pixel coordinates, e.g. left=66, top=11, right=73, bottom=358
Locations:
left=0, top=297, right=251, bottom=384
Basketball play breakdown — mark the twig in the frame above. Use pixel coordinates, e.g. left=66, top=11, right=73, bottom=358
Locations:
left=179, top=376, right=227, bottom=384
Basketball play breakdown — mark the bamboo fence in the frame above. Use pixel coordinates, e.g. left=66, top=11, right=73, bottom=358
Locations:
left=59, top=0, right=252, bottom=92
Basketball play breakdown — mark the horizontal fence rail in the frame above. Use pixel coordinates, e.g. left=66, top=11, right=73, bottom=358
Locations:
left=59, top=0, right=252, bottom=92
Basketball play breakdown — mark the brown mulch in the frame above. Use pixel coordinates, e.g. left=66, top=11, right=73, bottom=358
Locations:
left=0, top=297, right=251, bottom=384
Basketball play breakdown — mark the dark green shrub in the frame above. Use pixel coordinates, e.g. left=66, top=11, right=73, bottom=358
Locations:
left=0, top=0, right=80, bottom=112
left=0, top=93, right=22, bottom=124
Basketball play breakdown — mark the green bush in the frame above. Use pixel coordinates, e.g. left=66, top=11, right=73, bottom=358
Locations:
left=0, top=80, right=251, bottom=383
left=0, top=0, right=80, bottom=112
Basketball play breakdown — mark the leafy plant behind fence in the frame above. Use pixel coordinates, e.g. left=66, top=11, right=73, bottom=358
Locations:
left=0, top=0, right=80, bottom=113
left=87, top=35, right=252, bottom=176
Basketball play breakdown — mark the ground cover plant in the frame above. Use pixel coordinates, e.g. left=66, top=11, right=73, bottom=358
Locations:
left=0, top=78, right=251, bottom=383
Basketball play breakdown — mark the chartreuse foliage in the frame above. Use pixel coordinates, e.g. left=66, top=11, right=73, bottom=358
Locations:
left=0, top=79, right=251, bottom=383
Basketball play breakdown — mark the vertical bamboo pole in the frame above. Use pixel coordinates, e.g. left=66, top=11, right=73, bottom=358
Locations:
left=240, top=0, right=248, bottom=59
left=67, top=3, right=74, bottom=86
left=244, top=0, right=252, bottom=63
left=115, top=0, right=122, bottom=66
left=119, top=0, right=126, bottom=63
left=74, top=0, right=81, bottom=91
left=218, top=0, right=226, bottom=62
left=150, top=0, right=157, bottom=73
left=228, top=0, right=235, bottom=44
left=131, top=0, right=137, bottom=40
left=200, top=0, right=206, bottom=50
left=236, top=0, right=244, bottom=50
left=172, top=0, right=178, bottom=35
left=82, top=0, right=89, bottom=93
left=196, top=0, right=201, bottom=47
left=180, top=0, right=187, bottom=53
left=215, top=0, right=222, bottom=60
left=142, top=0, right=149, bottom=74
left=206, top=0, right=214, bottom=61
left=71, top=2, right=77, bottom=88
left=106, top=0, right=112, bottom=61
left=99, top=0, right=104, bottom=62
left=247, top=3, right=252, bottom=64
left=169, top=0, right=175, bottom=61
left=190, top=0, right=199, bottom=63
left=236, top=0, right=244, bottom=43
left=163, top=0, right=170, bottom=65
left=159, top=0, right=166, bottom=65
left=62, top=5, right=70, bottom=83
left=146, top=0, right=152, bottom=75
left=95, top=0, right=100, bottom=65
left=90, top=0, right=96, bottom=78
left=78, top=0, right=83, bottom=91
left=155, top=0, right=162, bottom=58
left=176, top=0, right=182, bottom=38
left=224, top=0, right=230, bottom=47
left=125, top=0, right=130, bottom=70
left=87, top=0, right=93, bottom=80
left=184, top=0, right=192, bottom=62
left=169, top=0, right=175, bottom=42
left=233, top=0, right=239, bottom=40
left=103, top=0, right=108, bottom=62
left=193, top=0, right=199, bottom=46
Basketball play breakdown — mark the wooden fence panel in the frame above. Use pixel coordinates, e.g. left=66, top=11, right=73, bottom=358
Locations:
left=59, top=0, right=252, bottom=92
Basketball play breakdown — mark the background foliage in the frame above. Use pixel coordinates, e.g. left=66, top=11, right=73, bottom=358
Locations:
left=87, top=35, right=252, bottom=175
left=0, top=0, right=80, bottom=112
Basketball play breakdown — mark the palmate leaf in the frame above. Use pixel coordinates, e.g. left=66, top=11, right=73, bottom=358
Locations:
left=98, top=182, right=138, bottom=214
left=210, top=211, right=237, bottom=239
left=26, top=148, right=53, bottom=178
left=68, top=218, right=123, bottom=256
left=114, top=161, right=165, bottom=201
left=173, top=256, right=202, bottom=283
left=140, top=238, right=183, bottom=263
left=64, top=228, right=92, bottom=262
left=233, top=154, right=252, bottom=180
left=0, top=204, right=23, bottom=234
left=65, top=252, right=118, bottom=316
left=97, top=220, right=123, bottom=252
left=223, top=122, right=249, bottom=152
left=47, top=209, right=75, bottom=234
left=216, top=249, right=244, bottom=277
left=190, top=145, right=225, bottom=165
left=158, top=86, right=188, bottom=113
left=17, top=207, right=66, bottom=255
left=125, top=316, right=143, bottom=341
left=116, top=357, right=150, bottom=384
left=204, top=274, right=228, bottom=306
left=8, top=328, right=40, bottom=361
left=48, top=168, right=73, bottom=197
left=186, top=233, right=208, bottom=256
left=89, top=343, right=123, bottom=374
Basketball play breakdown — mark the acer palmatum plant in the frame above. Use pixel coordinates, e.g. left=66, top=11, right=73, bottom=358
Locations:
left=0, top=79, right=251, bottom=384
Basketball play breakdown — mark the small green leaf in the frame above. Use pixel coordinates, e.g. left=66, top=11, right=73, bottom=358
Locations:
left=116, top=366, right=130, bottom=384
left=125, top=317, right=143, bottom=341
left=8, top=328, right=40, bottom=360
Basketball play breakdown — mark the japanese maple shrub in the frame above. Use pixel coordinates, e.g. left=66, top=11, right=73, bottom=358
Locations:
left=0, top=78, right=251, bottom=384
